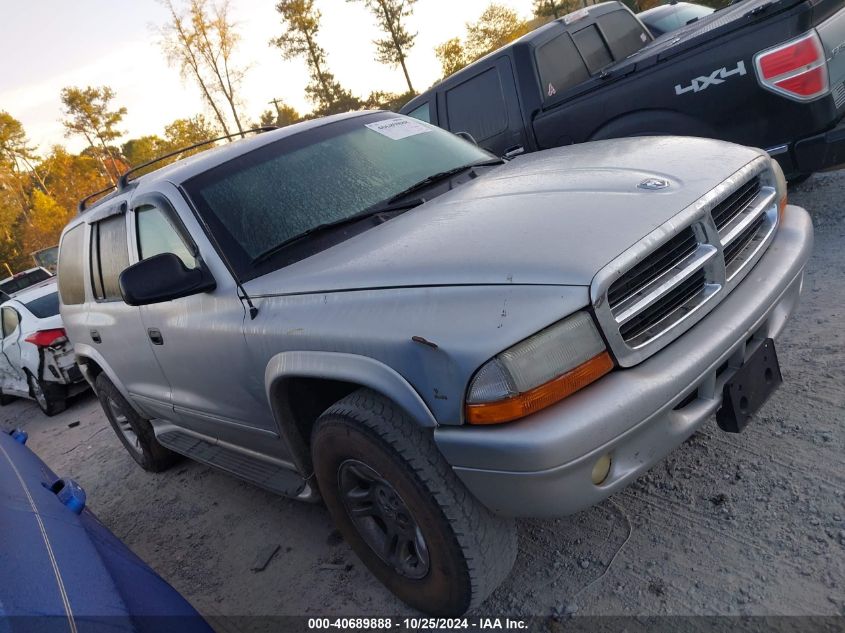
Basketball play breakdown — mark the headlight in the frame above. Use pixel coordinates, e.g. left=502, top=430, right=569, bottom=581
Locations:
left=769, top=158, right=788, bottom=225
left=465, top=311, right=614, bottom=425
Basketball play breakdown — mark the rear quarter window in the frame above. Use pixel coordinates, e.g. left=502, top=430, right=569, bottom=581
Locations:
left=58, top=225, right=86, bottom=305
left=598, top=9, right=651, bottom=59
left=25, top=292, right=60, bottom=318
left=445, top=67, right=508, bottom=142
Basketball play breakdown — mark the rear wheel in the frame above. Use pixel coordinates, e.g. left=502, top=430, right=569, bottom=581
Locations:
left=27, top=373, right=66, bottom=417
left=95, top=374, right=180, bottom=472
left=312, top=389, right=517, bottom=615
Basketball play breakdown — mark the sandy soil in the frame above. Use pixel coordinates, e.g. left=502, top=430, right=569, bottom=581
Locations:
left=2, top=170, right=843, bottom=622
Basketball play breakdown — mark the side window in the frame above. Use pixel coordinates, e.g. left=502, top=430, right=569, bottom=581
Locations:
left=572, top=24, right=613, bottom=74
left=57, top=224, right=86, bottom=305
left=406, top=102, right=431, bottom=123
left=445, top=67, right=508, bottom=142
left=1, top=307, right=19, bottom=338
left=136, top=205, right=196, bottom=270
left=597, top=9, right=650, bottom=60
left=90, top=214, right=130, bottom=302
left=535, top=33, right=591, bottom=101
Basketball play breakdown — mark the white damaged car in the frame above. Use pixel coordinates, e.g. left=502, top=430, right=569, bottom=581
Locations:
left=0, top=280, right=88, bottom=415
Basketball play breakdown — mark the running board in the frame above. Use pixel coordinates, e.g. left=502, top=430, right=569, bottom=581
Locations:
left=156, top=427, right=310, bottom=499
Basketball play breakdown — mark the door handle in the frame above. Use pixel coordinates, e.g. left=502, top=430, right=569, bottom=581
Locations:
left=147, top=329, right=164, bottom=345
left=90, top=330, right=101, bottom=344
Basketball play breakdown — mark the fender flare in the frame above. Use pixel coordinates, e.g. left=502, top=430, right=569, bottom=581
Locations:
left=589, top=109, right=715, bottom=142
left=264, top=351, right=438, bottom=430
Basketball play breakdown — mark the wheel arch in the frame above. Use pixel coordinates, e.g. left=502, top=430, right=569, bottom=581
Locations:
left=72, top=343, right=145, bottom=416
left=265, top=351, right=438, bottom=475
left=589, top=109, right=716, bottom=141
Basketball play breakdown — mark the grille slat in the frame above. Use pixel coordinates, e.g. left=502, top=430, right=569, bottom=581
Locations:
left=724, top=212, right=766, bottom=269
left=607, top=228, right=698, bottom=308
left=712, top=176, right=762, bottom=233
left=619, top=270, right=706, bottom=342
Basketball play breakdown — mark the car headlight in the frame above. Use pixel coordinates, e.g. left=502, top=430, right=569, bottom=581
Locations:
left=465, top=311, right=614, bottom=425
left=769, top=158, right=788, bottom=225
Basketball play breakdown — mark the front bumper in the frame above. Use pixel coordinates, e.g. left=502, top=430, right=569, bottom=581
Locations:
left=434, top=205, right=813, bottom=517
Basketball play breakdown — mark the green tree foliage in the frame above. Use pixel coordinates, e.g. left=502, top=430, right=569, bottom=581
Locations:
left=259, top=101, right=301, bottom=128
left=60, top=85, right=127, bottom=185
left=435, top=3, right=530, bottom=78
left=348, top=0, right=417, bottom=93
left=363, top=89, right=416, bottom=112
left=271, top=0, right=361, bottom=116
left=435, top=37, right=468, bottom=77
left=532, top=0, right=582, bottom=20
left=160, top=0, right=249, bottom=137
left=121, top=136, right=168, bottom=167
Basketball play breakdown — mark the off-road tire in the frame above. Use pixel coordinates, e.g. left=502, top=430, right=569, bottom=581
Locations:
left=95, top=374, right=180, bottom=472
left=312, top=388, right=517, bottom=615
left=27, top=372, right=66, bottom=417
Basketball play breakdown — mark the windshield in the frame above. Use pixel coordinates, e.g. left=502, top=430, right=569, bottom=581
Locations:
left=24, top=291, right=60, bottom=319
left=0, top=269, right=52, bottom=295
left=183, top=113, right=495, bottom=277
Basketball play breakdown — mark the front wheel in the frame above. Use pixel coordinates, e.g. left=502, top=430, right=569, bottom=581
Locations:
left=312, top=389, right=517, bottom=616
left=28, top=373, right=66, bottom=417
left=95, top=374, right=180, bottom=472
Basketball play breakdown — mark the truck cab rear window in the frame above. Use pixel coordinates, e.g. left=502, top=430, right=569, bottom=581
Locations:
left=573, top=25, right=613, bottom=74
left=597, top=9, right=650, bottom=59
left=535, top=33, right=590, bottom=101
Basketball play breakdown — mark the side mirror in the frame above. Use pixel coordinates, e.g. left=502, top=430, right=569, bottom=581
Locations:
left=119, top=252, right=216, bottom=306
left=455, top=131, right=478, bottom=145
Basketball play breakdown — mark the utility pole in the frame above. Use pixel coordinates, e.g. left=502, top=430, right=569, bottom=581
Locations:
left=268, top=98, right=285, bottom=119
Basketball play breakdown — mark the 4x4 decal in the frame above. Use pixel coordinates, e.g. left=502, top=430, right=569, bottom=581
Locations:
left=675, top=61, right=747, bottom=95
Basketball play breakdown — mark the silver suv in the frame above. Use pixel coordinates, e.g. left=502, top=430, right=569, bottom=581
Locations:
left=58, top=112, right=813, bottom=615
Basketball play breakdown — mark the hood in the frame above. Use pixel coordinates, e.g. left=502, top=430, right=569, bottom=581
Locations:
left=247, top=136, right=764, bottom=295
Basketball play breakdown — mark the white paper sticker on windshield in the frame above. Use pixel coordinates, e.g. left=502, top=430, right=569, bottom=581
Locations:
left=365, top=118, right=432, bottom=140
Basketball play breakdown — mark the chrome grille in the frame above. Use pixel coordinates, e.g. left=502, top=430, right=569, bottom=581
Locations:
left=591, top=156, right=781, bottom=367
left=711, top=176, right=761, bottom=231
left=618, top=269, right=706, bottom=342
left=608, top=228, right=698, bottom=309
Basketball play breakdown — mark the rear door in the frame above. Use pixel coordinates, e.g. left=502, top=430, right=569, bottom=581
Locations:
left=85, top=206, right=173, bottom=421
left=441, top=57, right=527, bottom=156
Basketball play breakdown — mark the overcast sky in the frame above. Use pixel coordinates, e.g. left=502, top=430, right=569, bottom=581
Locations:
left=0, top=0, right=534, bottom=154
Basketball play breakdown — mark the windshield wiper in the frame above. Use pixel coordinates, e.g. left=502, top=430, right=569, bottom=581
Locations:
left=250, top=198, right=425, bottom=266
left=387, top=159, right=504, bottom=204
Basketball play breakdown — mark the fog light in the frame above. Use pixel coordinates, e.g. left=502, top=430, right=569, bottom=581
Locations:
left=591, top=453, right=612, bottom=485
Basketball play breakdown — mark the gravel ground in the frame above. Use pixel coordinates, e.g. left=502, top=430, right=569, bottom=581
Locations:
left=1, top=170, right=843, bottom=623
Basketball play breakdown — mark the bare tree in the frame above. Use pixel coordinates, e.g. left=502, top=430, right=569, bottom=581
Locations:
left=348, top=0, right=417, bottom=94
left=160, top=0, right=248, bottom=137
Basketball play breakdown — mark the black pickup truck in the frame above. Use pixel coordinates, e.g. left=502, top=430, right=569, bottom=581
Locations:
left=400, top=0, right=845, bottom=181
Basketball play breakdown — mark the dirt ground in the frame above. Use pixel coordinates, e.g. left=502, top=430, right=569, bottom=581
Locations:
left=2, top=170, right=843, bottom=622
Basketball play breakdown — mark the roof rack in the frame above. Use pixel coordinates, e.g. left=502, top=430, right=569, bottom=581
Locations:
left=77, top=126, right=277, bottom=214
left=77, top=185, right=118, bottom=213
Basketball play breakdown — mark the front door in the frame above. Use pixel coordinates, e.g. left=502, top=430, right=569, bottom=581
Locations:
left=128, top=193, right=282, bottom=455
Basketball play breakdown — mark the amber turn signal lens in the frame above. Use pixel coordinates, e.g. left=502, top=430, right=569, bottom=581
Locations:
left=778, top=194, right=787, bottom=225
left=466, top=351, right=614, bottom=425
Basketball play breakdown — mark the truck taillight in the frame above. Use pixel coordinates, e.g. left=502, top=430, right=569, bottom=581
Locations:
left=25, top=328, right=68, bottom=348
left=754, top=32, right=829, bottom=101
